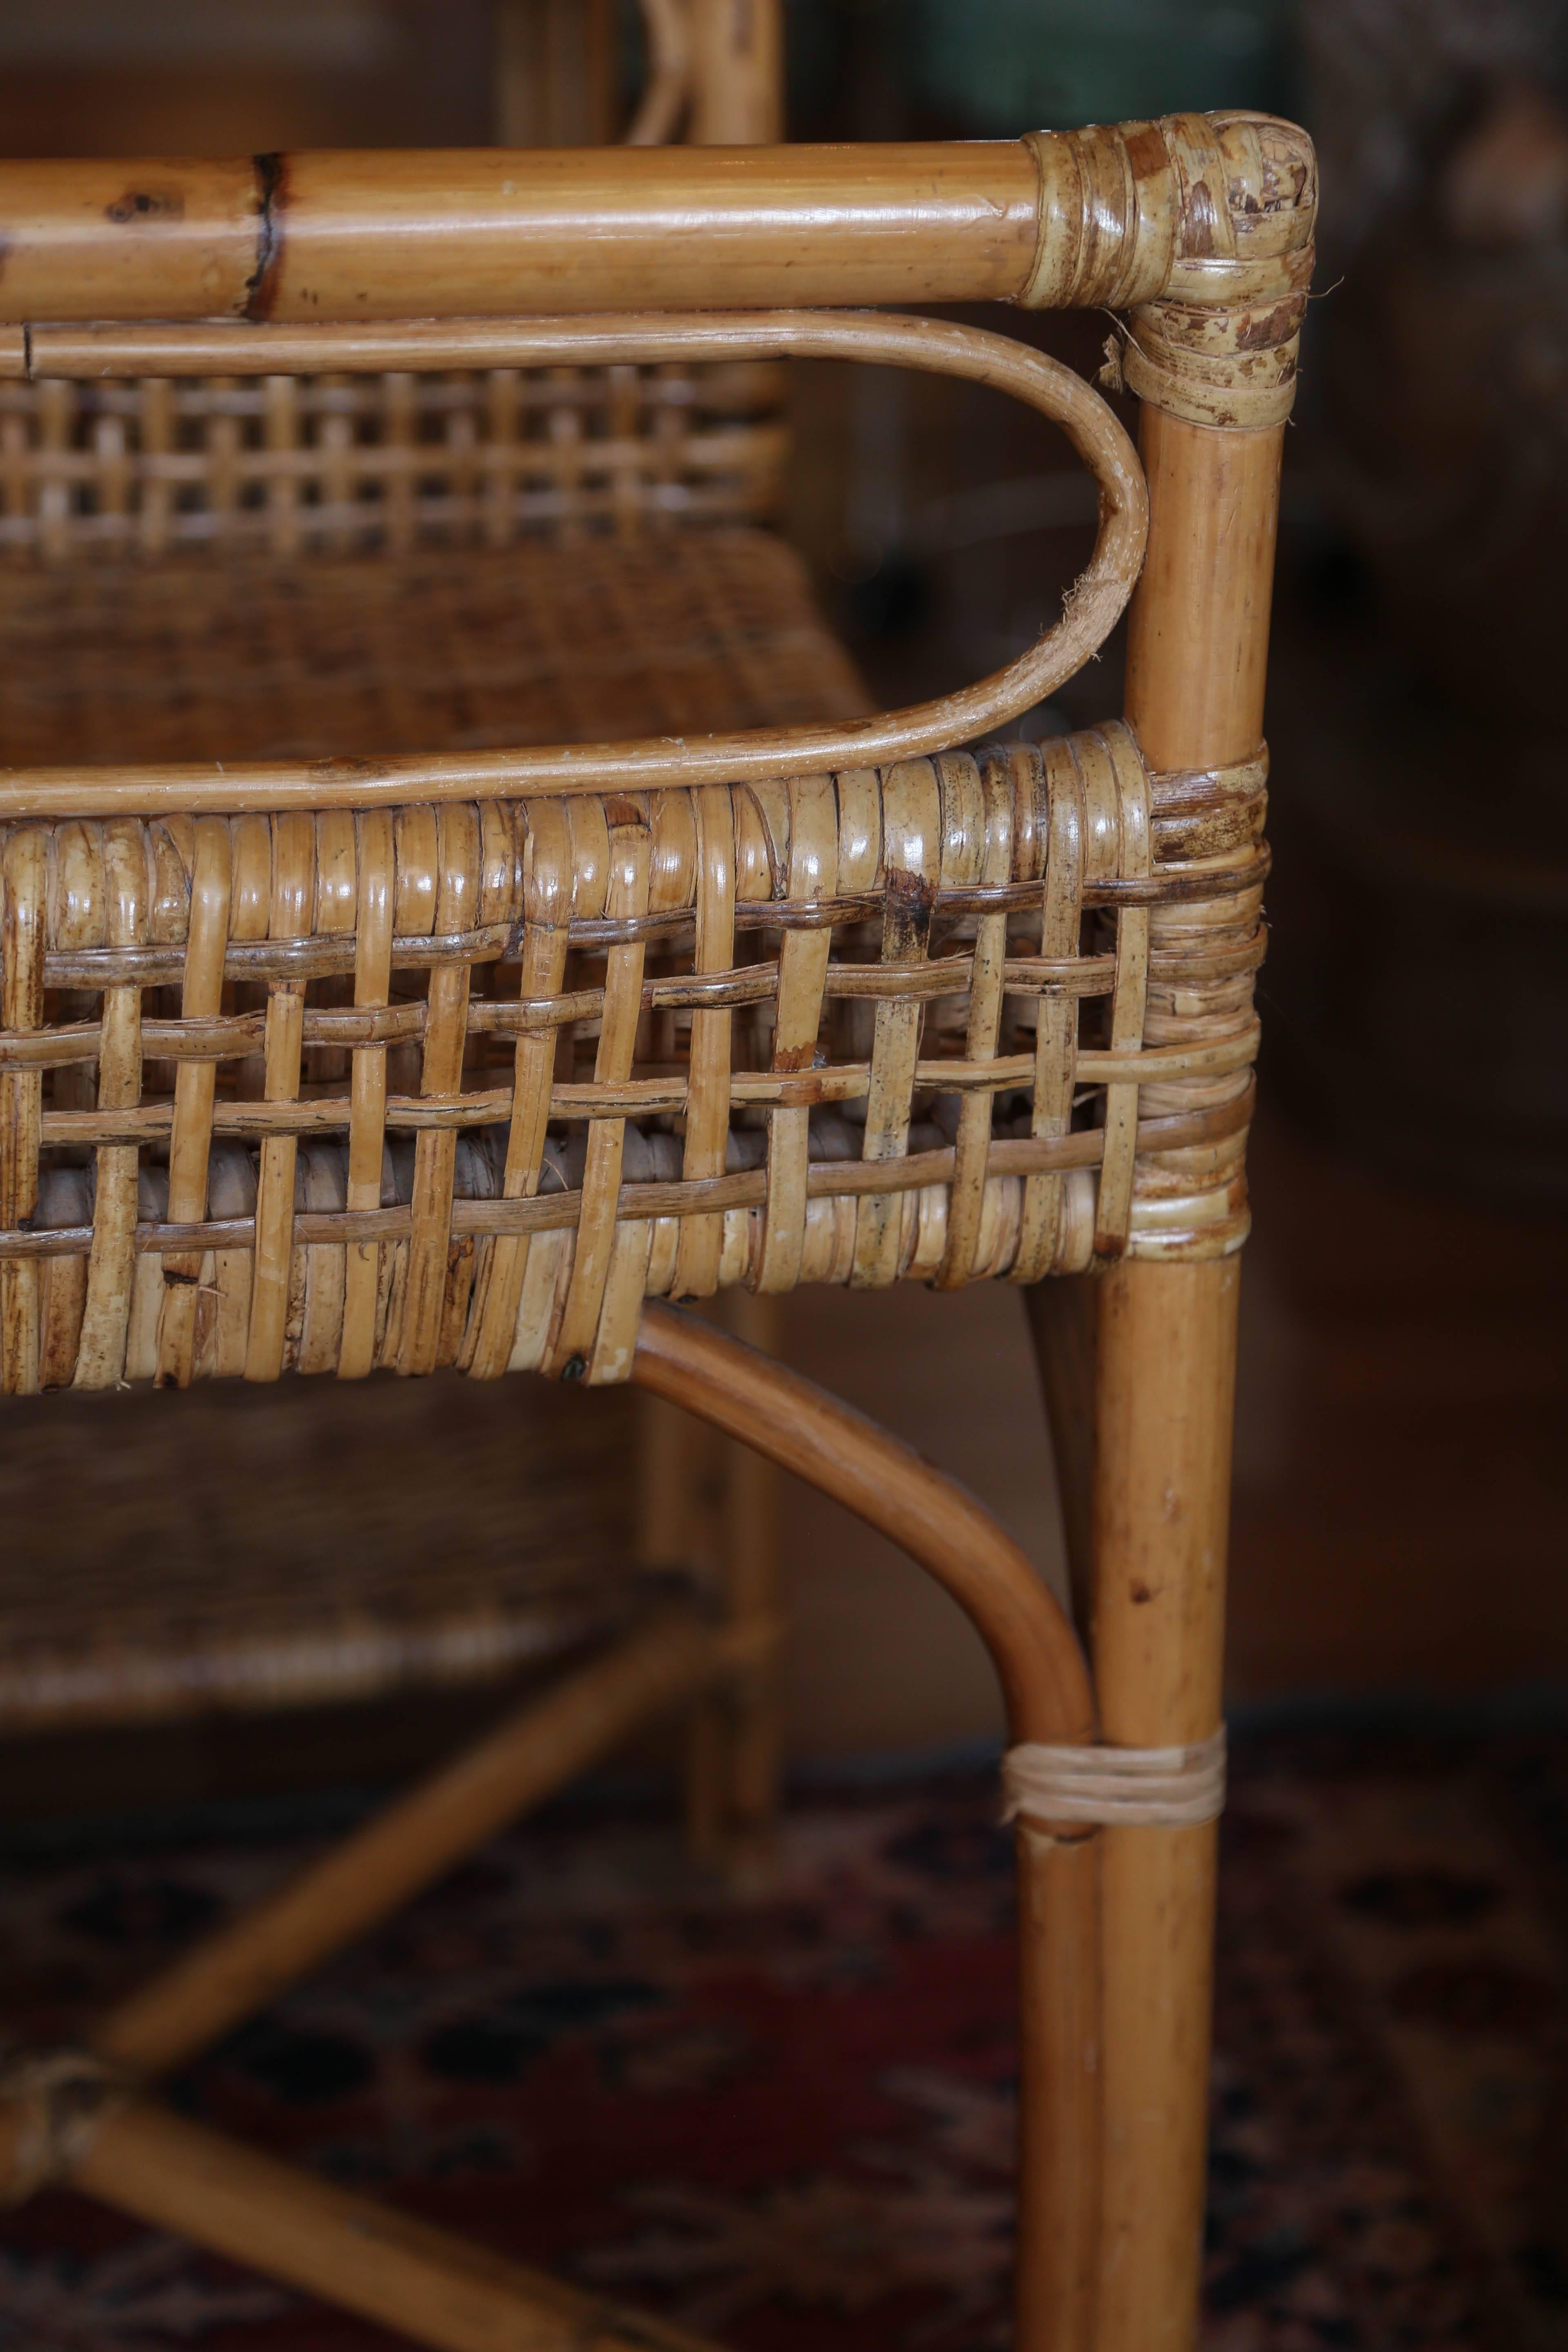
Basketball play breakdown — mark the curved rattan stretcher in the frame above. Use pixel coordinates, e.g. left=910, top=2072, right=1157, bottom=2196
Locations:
left=0, top=102, right=1315, bottom=2352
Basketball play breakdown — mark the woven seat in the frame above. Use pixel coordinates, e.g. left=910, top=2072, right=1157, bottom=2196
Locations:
left=0, top=1373, right=654, bottom=1733
left=0, top=525, right=864, bottom=1732
left=0, top=531, right=869, bottom=768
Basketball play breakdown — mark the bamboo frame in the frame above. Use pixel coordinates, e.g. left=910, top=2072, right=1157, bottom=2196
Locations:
left=1086, top=412, right=1281, bottom=2352
left=0, top=112, right=1311, bottom=325
left=4, top=1308, right=1097, bottom=2352
left=0, top=101, right=1315, bottom=2352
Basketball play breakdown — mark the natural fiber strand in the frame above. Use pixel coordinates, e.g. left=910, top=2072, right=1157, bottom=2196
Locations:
left=1001, top=1726, right=1228, bottom=1829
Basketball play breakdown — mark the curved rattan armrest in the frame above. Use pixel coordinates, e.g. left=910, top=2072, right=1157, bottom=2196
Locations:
left=0, top=310, right=1145, bottom=822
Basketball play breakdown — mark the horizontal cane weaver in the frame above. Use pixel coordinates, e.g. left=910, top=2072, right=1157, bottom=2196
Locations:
left=0, top=721, right=1261, bottom=1394
left=0, top=102, right=1315, bottom=2352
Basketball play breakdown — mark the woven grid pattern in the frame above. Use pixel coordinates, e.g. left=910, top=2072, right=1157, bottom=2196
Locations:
left=0, top=364, right=786, bottom=562
left=0, top=532, right=867, bottom=768
left=0, top=730, right=1265, bottom=1394
left=0, top=1372, right=644, bottom=1731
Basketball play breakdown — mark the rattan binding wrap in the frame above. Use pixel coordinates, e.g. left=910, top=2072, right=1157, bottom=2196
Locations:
left=1022, top=111, right=1315, bottom=431
left=1001, top=1727, right=1228, bottom=1831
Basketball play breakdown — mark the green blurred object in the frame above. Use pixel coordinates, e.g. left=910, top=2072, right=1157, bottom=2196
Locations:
left=904, top=0, right=1290, bottom=132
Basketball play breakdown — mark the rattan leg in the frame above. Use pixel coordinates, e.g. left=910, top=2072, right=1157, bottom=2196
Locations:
left=637, top=1387, right=735, bottom=1866
left=1097, top=336, right=1283, bottom=2348
left=631, top=1304, right=1100, bottom=2352
left=94, top=1608, right=768, bottom=2082
left=1089, top=1259, right=1238, bottom=2352
left=713, top=1291, right=784, bottom=1873
left=642, top=1297, right=784, bottom=1878
left=57, top=2095, right=720, bottom=2352
left=1024, top=1273, right=1099, bottom=1637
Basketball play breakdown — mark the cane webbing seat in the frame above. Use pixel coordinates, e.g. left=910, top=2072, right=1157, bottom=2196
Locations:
left=0, top=531, right=867, bottom=768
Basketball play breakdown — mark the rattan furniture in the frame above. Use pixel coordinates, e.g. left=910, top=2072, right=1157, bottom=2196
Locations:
left=0, top=87, right=1314, bottom=2352
left=0, top=4, right=810, bottom=1811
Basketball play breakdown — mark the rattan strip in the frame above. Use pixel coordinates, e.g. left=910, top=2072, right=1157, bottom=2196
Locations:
left=757, top=773, right=836, bottom=1294
left=27, top=1033, right=1256, bottom=1147
left=0, top=731, right=1265, bottom=1387
left=0, top=1097, right=1255, bottom=1263
left=27, top=859, right=1268, bottom=994
left=1, top=940, right=1269, bottom=1067
left=937, top=752, right=1012, bottom=1287
left=855, top=758, right=938, bottom=1290
left=1094, top=727, right=1152, bottom=1256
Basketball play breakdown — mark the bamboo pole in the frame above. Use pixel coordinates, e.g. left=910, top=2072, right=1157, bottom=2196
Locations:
left=493, top=0, right=618, bottom=149
left=94, top=1610, right=764, bottom=2081
left=0, top=145, right=1039, bottom=323
left=715, top=1290, right=784, bottom=1868
left=0, top=115, right=1314, bottom=329
left=62, top=2098, right=721, bottom=2352
left=1091, top=405, right=1283, bottom=2352
left=1022, top=1274, right=1098, bottom=1635
left=630, top=1305, right=1101, bottom=2352
left=674, top=1292, right=786, bottom=1874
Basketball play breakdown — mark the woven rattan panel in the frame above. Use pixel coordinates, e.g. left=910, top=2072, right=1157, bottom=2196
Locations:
left=0, top=728, right=1264, bottom=1394
left=0, top=533, right=860, bottom=1719
left=0, top=531, right=867, bottom=767
left=0, top=1373, right=645, bottom=1733
left=0, top=366, right=787, bottom=562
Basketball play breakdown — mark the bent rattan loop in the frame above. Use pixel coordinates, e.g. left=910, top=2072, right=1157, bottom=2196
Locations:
left=0, top=311, right=1146, bottom=820
left=0, top=2047, right=127, bottom=2205
left=1000, top=1726, right=1228, bottom=1831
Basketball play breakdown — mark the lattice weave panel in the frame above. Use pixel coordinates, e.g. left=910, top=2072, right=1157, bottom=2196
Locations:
left=0, top=364, right=786, bottom=561
left=0, top=730, right=1264, bottom=1392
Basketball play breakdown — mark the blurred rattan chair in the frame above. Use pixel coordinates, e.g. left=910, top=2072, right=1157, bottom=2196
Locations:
left=0, top=56, right=1314, bottom=2352
left=0, top=0, right=817, bottom=1839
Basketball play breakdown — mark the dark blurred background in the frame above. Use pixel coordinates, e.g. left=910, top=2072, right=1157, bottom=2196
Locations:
left=0, top=0, right=1564, bottom=1818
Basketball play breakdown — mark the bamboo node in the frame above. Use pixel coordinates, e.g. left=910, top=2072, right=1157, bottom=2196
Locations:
left=1000, top=1726, right=1226, bottom=1830
left=0, top=2045, right=129, bottom=2204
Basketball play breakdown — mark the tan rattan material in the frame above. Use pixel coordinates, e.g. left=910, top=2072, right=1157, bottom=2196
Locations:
left=0, top=726, right=1262, bottom=1395
left=0, top=525, right=862, bottom=1711
left=0, top=93, right=1316, bottom=2352
left=0, top=363, right=786, bottom=564
left=0, top=1374, right=645, bottom=1731
left=0, top=530, right=867, bottom=766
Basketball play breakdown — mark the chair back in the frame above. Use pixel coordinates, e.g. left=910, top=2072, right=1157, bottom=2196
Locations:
left=0, top=0, right=787, bottom=567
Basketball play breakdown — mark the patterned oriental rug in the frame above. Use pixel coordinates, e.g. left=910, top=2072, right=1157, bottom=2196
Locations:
left=1, top=1729, right=1566, bottom=2351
